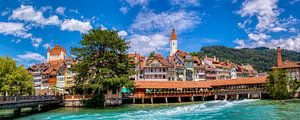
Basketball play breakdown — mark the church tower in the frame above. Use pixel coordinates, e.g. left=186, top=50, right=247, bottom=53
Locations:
left=170, top=26, right=178, bottom=56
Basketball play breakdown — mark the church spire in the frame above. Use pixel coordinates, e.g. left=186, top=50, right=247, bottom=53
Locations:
left=170, top=25, right=178, bottom=56
left=170, top=25, right=177, bottom=41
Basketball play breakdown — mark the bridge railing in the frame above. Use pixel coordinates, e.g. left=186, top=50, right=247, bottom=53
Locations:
left=0, top=95, right=61, bottom=104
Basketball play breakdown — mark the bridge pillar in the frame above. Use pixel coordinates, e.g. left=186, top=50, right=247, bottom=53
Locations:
left=133, top=98, right=135, bottom=104
left=236, top=94, right=239, bottom=100
left=142, top=98, right=144, bottom=104
left=165, top=97, right=168, bottom=103
left=225, top=94, right=228, bottom=100
left=214, top=95, right=218, bottom=100
left=13, top=108, right=21, bottom=116
left=202, top=96, right=205, bottom=101
left=259, top=92, right=262, bottom=99
left=248, top=93, right=251, bottom=99
left=151, top=97, right=153, bottom=104
left=31, top=105, right=42, bottom=113
left=190, top=96, right=194, bottom=102
left=178, top=96, right=181, bottom=103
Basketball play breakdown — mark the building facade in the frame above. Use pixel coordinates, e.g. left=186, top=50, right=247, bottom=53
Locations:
left=128, top=27, right=256, bottom=82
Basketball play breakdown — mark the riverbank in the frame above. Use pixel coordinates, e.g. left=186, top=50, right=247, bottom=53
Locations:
left=7, top=99, right=300, bottom=120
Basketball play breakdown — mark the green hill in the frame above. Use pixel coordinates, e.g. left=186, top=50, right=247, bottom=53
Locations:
left=197, top=46, right=300, bottom=72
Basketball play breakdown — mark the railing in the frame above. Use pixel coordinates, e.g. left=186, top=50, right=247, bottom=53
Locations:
left=0, top=95, right=61, bottom=104
left=141, top=88, right=265, bottom=98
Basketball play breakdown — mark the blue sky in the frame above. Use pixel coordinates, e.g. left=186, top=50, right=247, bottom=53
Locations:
left=0, top=0, right=300, bottom=66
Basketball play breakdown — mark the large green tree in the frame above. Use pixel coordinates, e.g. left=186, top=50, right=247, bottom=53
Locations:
left=0, top=57, right=34, bottom=96
left=266, top=69, right=300, bottom=100
left=71, top=29, right=134, bottom=106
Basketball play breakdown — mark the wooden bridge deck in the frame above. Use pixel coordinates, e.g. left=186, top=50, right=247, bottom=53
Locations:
left=0, top=95, right=62, bottom=109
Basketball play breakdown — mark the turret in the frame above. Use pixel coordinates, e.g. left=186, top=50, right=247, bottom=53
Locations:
left=170, top=26, right=178, bottom=56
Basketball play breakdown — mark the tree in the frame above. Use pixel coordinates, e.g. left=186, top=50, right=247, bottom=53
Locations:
left=189, top=52, right=198, bottom=57
left=71, top=29, right=134, bottom=107
left=266, top=69, right=300, bottom=100
left=0, top=56, right=33, bottom=96
left=149, top=51, right=155, bottom=57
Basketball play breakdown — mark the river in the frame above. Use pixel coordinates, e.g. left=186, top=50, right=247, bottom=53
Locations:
left=16, top=100, right=300, bottom=120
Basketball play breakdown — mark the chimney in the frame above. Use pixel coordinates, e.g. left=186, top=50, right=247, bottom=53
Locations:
left=277, top=47, right=282, bottom=67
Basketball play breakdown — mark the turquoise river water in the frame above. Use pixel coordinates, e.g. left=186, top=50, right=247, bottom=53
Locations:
left=16, top=100, right=300, bottom=120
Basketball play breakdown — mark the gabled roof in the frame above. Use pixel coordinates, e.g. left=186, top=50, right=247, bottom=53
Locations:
left=145, top=54, right=173, bottom=67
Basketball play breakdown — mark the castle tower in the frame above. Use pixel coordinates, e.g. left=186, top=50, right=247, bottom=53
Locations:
left=170, top=26, right=178, bottom=56
left=47, top=45, right=67, bottom=62
left=277, top=47, right=282, bottom=67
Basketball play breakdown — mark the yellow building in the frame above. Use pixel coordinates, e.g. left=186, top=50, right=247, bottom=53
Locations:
left=64, top=57, right=76, bottom=93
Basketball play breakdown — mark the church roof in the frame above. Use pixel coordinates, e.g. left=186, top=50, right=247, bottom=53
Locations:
left=170, top=28, right=177, bottom=41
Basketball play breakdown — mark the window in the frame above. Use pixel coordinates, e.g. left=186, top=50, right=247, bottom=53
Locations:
left=112, top=88, right=117, bottom=94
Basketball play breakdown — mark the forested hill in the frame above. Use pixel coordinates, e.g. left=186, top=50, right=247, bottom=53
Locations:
left=197, top=46, right=300, bottom=72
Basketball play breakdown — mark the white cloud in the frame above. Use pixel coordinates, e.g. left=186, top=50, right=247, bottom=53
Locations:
left=170, top=0, right=200, bottom=7
left=124, top=0, right=149, bottom=7
left=55, top=7, right=66, bottom=15
left=43, top=43, right=51, bottom=49
left=118, top=30, right=128, bottom=37
left=60, top=19, right=92, bottom=33
left=1, top=9, right=11, bottom=16
left=128, top=34, right=169, bottom=55
left=10, top=5, right=61, bottom=26
left=99, top=24, right=107, bottom=30
left=40, top=6, right=52, bottom=12
left=238, top=0, right=279, bottom=32
left=236, top=0, right=300, bottom=51
left=130, top=10, right=201, bottom=33
left=31, top=37, right=42, bottom=48
left=236, top=35, right=300, bottom=51
left=0, top=22, right=32, bottom=38
left=248, top=33, right=270, bottom=41
left=120, top=7, right=128, bottom=14
left=17, top=52, right=46, bottom=63
left=11, top=39, right=21, bottom=44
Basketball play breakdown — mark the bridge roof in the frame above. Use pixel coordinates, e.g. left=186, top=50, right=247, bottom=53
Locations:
left=134, top=77, right=267, bottom=89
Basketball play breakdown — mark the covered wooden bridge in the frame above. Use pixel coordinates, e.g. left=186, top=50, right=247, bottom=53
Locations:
left=125, top=77, right=267, bottom=104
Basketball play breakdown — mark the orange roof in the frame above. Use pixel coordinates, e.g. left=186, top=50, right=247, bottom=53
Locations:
left=208, top=76, right=267, bottom=86
left=49, top=45, right=66, bottom=55
left=134, top=77, right=267, bottom=89
left=134, top=81, right=211, bottom=89
left=170, top=28, right=177, bottom=41
left=273, top=61, right=300, bottom=69
left=146, top=54, right=173, bottom=67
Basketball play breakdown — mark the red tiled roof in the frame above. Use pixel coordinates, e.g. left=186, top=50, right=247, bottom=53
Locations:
left=49, top=45, right=66, bottom=55
left=134, top=77, right=267, bottom=89
left=273, top=61, right=300, bottom=69
left=134, top=81, right=211, bottom=89
left=146, top=54, right=173, bottom=67
left=208, top=76, right=267, bottom=86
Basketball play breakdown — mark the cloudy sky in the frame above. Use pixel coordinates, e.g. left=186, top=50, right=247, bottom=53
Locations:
left=0, top=0, right=300, bottom=66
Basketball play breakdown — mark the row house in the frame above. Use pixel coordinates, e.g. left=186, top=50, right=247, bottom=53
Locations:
left=128, top=26, right=256, bottom=82
left=27, top=63, right=49, bottom=90
left=143, top=54, right=173, bottom=81
left=28, top=45, right=76, bottom=94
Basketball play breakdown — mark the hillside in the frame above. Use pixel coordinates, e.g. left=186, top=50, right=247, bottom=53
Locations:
left=197, top=46, right=300, bottom=72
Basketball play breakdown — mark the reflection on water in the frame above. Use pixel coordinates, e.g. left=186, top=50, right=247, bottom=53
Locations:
left=14, top=99, right=300, bottom=120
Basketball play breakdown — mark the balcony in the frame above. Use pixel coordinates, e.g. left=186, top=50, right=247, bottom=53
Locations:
left=144, top=72, right=168, bottom=75
left=206, top=74, right=217, bottom=77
